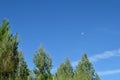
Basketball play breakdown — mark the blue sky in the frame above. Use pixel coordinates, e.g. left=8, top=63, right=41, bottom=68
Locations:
left=0, top=0, right=120, bottom=80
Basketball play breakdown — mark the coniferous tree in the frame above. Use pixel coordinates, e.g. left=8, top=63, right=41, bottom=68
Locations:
left=95, top=73, right=100, bottom=80
left=28, top=70, right=35, bottom=80
left=74, top=53, right=100, bottom=80
left=33, top=46, right=52, bottom=80
left=0, top=20, right=19, bottom=80
left=54, top=57, right=73, bottom=80
left=15, top=52, right=29, bottom=80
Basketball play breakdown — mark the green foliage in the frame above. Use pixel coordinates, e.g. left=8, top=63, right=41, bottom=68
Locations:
left=74, top=53, right=99, bottom=80
left=28, top=70, right=35, bottom=80
left=0, top=19, right=30, bottom=80
left=15, top=52, right=29, bottom=80
left=54, top=57, right=73, bottom=80
left=33, top=46, right=52, bottom=80
left=0, top=19, right=101, bottom=80
left=0, top=19, right=19, bottom=79
left=95, top=73, right=101, bottom=80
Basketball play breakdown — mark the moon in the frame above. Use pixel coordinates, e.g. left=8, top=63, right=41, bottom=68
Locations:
left=81, top=32, right=85, bottom=36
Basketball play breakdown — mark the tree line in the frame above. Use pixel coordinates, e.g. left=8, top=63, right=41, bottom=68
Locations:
left=0, top=20, right=100, bottom=80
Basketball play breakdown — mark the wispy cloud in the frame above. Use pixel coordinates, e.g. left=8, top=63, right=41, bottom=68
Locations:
left=72, top=49, right=120, bottom=67
left=89, top=49, right=120, bottom=62
left=98, top=69, right=120, bottom=76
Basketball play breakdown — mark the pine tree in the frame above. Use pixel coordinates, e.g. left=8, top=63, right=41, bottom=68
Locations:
left=95, top=73, right=100, bottom=80
left=54, top=57, right=73, bottom=80
left=28, top=70, right=35, bottom=80
left=15, top=52, right=29, bottom=80
left=0, top=19, right=19, bottom=80
left=74, top=53, right=100, bottom=80
left=33, top=46, right=52, bottom=80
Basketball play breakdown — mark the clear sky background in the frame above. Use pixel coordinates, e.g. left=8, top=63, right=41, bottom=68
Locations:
left=0, top=0, right=120, bottom=80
